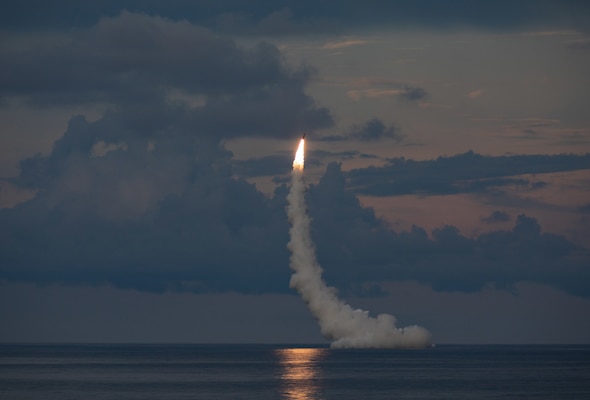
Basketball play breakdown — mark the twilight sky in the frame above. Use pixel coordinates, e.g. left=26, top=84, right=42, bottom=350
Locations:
left=1, top=0, right=590, bottom=344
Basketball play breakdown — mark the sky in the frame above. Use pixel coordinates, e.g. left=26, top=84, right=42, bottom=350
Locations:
left=1, top=0, right=590, bottom=344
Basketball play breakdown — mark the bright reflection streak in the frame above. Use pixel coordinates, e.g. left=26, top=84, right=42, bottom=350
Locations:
left=276, top=348, right=327, bottom=400
left=293, top=138, right=305, bottom=170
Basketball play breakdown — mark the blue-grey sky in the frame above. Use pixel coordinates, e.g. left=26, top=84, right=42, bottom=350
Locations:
left=1, top=0, right=589, bottom=344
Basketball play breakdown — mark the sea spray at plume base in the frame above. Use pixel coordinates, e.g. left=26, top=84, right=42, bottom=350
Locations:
left=286, top=138, right=431, bottom=349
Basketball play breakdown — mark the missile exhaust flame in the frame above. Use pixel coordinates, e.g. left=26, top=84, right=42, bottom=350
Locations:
left=293, top=138, right=305, bottom=170
left=286, top=136, right=432, bottom=348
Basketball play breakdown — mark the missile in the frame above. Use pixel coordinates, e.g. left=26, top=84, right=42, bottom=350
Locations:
left=302, top=133, right=306, bottom=139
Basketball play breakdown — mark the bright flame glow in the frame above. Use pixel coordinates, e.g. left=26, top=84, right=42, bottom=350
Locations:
left=293, top=138, right=305, bottom=169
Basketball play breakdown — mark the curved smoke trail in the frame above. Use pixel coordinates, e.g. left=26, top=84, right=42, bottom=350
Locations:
left=287, top=138, right=431, bottom=349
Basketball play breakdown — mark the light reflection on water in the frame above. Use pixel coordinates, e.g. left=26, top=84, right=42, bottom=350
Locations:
left=275, top=348, right=328, bottom=400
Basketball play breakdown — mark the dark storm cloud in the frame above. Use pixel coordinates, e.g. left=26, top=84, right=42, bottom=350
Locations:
left=0, top=11, right=334, bottom=292
left=0, top=12, right=332, bottom=138
left=2, top=134, right=589, bottom=297
left=1, top=5, right=589, bottom=300
left=186, top=79, right=332, bottom=138
left=347, top=151, right=590, bottom=196
left=1, top=110, right=293, bottom=293
left=3, top=0, right=590, bottom=34
left=306, top=164, right=590, bottom=297
left=1, top=12, right=282, bottom=103
left=234, top=155, right=292, bottom=178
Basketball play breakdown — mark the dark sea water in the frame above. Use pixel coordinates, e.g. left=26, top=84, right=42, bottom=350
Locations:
left=1, top=344, right=589, bottom=399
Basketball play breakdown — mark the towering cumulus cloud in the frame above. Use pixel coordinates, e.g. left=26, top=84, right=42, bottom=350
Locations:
left=287, top=138, right=432, bottom=348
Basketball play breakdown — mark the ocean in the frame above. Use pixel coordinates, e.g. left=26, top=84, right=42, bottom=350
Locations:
left=1, top=344, right=589, bottom=399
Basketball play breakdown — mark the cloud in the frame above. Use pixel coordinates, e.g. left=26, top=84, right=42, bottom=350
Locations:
left=567, top=38, right=590, bottom=49
left=481, top=210, right=512, bottom=223
left=399, top=86, right=429, bottom=101
left=315, top=118, right=405, bottom=143
left=349, top=118, right=403, bottom=142
left=347, top=85, right=428, bottom=102
left=235, top=153, right=326, bottom=178
left=347, top=151, right=590, bottom=196
left=558, top=131, right=590, bottom=145
left=522, top=128, right=540, bottom=137
left=323, top=39, right=369, bottom=49
left=3, top=1, right=590, bottom=35
left=0, top=12, right=333, bottom=138
left=317, top=135, right=348, bottom=142
left=1, top=112, right=292, bottom=293
left=234, top=155, right=292, bottom=178
left=306, top=164, right=590, bottom=297
left=310, top=150, right=359, bottom=159
left=252, top=8, right=300, bottom=35
left=314, top=119, right=404, bottom=143
left=467, top=89, right=484, bottom=99
left=2, top=12, right=280, bottom=103
left=1, top=7, right=589, bottom=301
left=359, top=153, right=379, bottom=159
left=2, top=142, right=589, bottom=297
left=0, top=12, right=334, bottom=292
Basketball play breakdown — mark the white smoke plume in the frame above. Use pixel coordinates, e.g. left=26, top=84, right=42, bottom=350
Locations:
left=287, top=138, right=432, bottom=349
